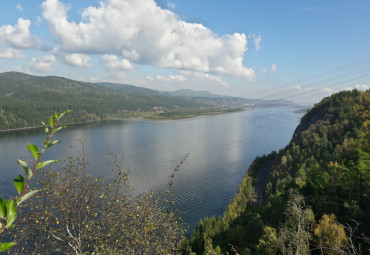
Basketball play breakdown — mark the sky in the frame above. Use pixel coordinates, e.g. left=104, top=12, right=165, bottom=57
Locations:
left=0, top=0, right=369, bottom=104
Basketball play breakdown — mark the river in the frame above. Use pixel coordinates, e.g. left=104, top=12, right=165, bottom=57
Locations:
left=0, top=107, right=303, bottom=233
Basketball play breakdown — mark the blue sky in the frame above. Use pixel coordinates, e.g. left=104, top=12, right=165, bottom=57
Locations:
left=0, top=0, right=369, bottom=104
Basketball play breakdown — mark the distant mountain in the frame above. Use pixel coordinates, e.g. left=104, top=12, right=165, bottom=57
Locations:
left=101, top=83, right=236, bottom=99
left=100, top=82, right=163, bottom=95
left=101, top=81, right=296, bottom=106
left=0, top=72, right=296, bottom=131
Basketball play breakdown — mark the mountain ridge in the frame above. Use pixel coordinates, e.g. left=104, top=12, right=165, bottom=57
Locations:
left=0, top=71, right=294, bottom=131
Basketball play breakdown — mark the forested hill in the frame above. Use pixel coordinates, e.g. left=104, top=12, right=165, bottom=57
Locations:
left=0, top=72, right=282, bottom=131
left=187, top=90, right=370, bottom=254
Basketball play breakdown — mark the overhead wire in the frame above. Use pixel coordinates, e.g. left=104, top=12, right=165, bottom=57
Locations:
left=260, top=66, right=370, bottom=100
left=243, top=56, right=370, bottom=100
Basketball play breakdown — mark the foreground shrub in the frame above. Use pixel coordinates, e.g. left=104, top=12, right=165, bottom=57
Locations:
left=11, top=145, right=185, bottom=254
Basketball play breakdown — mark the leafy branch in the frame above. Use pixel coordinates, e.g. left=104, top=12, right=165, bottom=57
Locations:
left=0, top=110, right=71, bottom=252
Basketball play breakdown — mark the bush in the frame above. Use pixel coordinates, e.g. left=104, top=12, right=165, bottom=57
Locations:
left=11, top=144, right=185, bottom=254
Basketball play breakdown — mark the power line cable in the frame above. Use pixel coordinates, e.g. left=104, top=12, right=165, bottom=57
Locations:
left=243, top=56, right=370, bottom=98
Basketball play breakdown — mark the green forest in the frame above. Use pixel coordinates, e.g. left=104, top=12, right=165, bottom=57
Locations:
left=187, top=90, right=370, bottom=254
left=0, top=72, right=256, bottom=131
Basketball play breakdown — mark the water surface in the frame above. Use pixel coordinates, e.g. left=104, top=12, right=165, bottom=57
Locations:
left=0, top=107, right=303, bottom=233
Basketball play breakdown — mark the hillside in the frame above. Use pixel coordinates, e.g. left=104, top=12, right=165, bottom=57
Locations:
left=0, top=72, right=269, bottom=131
left=188, top=90, right=370, bottom=254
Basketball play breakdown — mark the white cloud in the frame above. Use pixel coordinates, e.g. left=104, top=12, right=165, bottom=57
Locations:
left=293, top=85, right=302, bottom=90
left=252, top=34, right=262, bottom=51
left=14, top=65, right=25, bottom=72
left=354, top=84, right=369, bottom=91
left=178, top=70, right=229, bottom=87
left=322, top=87, right=334, bottom=93
left=30, top=54, right=56, bottom=73
left=102, top=55, right=133, bottom=71
left=36, top=16, right=43, bottom=26
left=42, top=0, right=254, bottom=79
left=271, top=64, right=277, bottom=72
left=342, top=84, right=369, bottom=92
left=167, top=1, right=175, bottom=10
left=0, top=18, right=39, bottom=49
left=154, top=74, right=186, bottom=82
left=146, top=70, right=229, bottom=88
left=261, top=68, right=267, bottom=74
left=64, top=53, right=91, bottom=67
left=0, top=48, right=25, bottom=59
left=16, top=4, right=24, bottom=11
left=40, top=44, right=53, bottom=52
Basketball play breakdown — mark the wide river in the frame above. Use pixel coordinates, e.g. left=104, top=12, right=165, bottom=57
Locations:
left=0, top=107, right=303, bottom=234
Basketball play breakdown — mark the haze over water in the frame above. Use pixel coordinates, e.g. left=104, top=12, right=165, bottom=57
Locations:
left=0, top=107, right=303, bottom=233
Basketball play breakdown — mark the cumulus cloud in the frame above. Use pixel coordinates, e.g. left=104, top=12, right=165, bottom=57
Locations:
left=64, top=53, right=91, bottom=67
left=252, top=34, right=262, bottom=51
left=322, top=87, right=334, bottom=93
left=42, top=0, right=254, bottom=79
left=36, top=16, right=43, bottom=26
left=102, top=55, right=134, bottom=71
left=154, top=74, right=186, bottom=82
left=0, top=18, right=39, bottom=49
left=293, top=85, right=302, bottom=90
left=271, top=64, right=277, bottom=72
left=145, top=70, right=229, bottom=88
left=178, top=70, right=229, bottom=87
left=0, top=48, right=25, bottom=59
left=342, top=84, right=369, bottom=92
left=16, top=4, right=24, bottom=11
left=167, top=1, right=175, bottom=10
left=40, top=44, right=53, bottom=52
left=354, top=84, right=369, bottom=91
left=30, top=54, right=56, bottom=73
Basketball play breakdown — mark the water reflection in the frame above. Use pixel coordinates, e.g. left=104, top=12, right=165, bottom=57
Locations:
left=0, top=107, right=302, bottom=233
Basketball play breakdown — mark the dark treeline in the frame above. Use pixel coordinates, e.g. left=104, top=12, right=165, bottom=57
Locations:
left=187, top=90, right=370, bottom=254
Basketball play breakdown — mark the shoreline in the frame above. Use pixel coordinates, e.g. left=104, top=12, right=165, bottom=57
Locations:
left=0, top=107, right=247, bottom=133
left=0, top=105, right=299, bottom=133
left=0, top=119, right=105, bottom=133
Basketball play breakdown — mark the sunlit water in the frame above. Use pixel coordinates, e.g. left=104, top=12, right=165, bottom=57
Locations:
left=0, top=107, right=303, bottom=234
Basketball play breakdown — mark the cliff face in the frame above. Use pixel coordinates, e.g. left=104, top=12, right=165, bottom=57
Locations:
left=189, top=90, right=370, bottom=254
left=292, top=108, right=326, bottom=140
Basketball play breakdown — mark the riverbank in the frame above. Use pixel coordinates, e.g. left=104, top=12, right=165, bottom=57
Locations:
left=0, top=107, right=247, bottom=133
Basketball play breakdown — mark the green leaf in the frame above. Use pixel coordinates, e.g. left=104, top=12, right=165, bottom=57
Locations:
left=0, top=198, right=6, bottom=218
left=55, top=112, right=59, bottom=119
left=41, top=121, right=49, bottom=133
left=13, top=175, right=25, bottom=194
left=0, top=242, right=16, bottom=252
left=54, top=126, right=66, bottom=133
left=49, top=115, right=55, bottom=128
left=43, top=140, right=60, bottom=150
left=17, top=159, right=32, bottom=179
left=36, top=160, right=60, bottom=170
left=6, top=199, right=16, bottom=228
left=17, top=190, right=39, bottom=206
left=27, top=143, right=39, bottom=160
left=58, top=110, right=72, bottom=120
